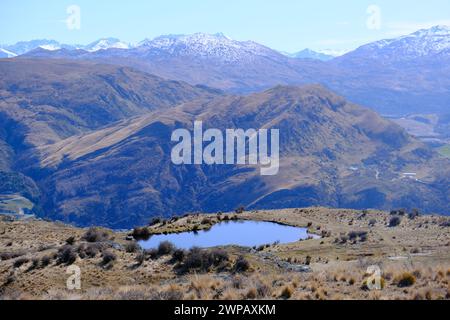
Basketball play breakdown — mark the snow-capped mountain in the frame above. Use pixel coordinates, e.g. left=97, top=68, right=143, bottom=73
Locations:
left=136, top=33, right=283, bottom=62
left=3, top=40, right=69, bottom=56
left=0, top=48, right=17, bottom=58
left=284, top=48, right=335, bottom=61
left=84, top=38, right=130, bottom=52
left=0, top=38, right=130, bottom=57
left=341, top=25, right=450, bottom=61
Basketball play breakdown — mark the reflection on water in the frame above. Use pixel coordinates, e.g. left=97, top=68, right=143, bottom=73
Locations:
left=139, top=220, right=314, bottom=249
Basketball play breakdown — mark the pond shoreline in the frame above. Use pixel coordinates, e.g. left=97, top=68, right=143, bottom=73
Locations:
left=139, top=219, right=314, bottom=250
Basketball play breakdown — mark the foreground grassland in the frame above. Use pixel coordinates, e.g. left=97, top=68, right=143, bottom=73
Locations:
left=0, top=208, right=449, bottom=300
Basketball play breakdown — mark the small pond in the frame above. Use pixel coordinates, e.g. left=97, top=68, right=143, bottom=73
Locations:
left=139, top=220, right=315, bottom=250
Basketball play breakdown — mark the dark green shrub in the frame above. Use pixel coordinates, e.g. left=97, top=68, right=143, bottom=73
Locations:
left=41, top=255, right=51, bottom=267
left=132, top=227, right=151, bottom=240
left=101, top=251, right=117, bottom=267
left=201, top=217, right=212, bottom=225
left=13, top=257, right=29, bottom=268
left=234, top=256, right=250, bottom=272
left=149, top=217, right=162, bottom=226
left=396, top=272, right=416, bottom=287
left=172, top=249, right=186, bottom=263
left=389, top=216, right=401, bottom=227
left=65, top=236, right=76, bottom=245
left=57, top=245, right=77, bottom=265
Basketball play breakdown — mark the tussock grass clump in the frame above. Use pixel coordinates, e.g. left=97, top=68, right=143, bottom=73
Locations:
left=57, top=245, right=77, bottom=265
left=235, top=206, right=245, bottom=214
left=41, top=255, right=52, bottom=267
left=256, top=281, right=272, bottom=298
left=157, top=241, right=175, bottom=256
left=279, top=286, right=294, bottom=299
left=77, top=243, right=100, bottom=259
left=101, top=251, right=117, bottom=268
left=13, top=257, right=29, bottom=268
left=65, top=236, right=76, bottom=245
left=148, top=217, right=162, bottom=226
left=389, top=216, right=401, bottom=227
left=0, top=251, right=25, bottom=261
left=408, top=209, right=420, bottom=220
left=171, top=249, right=186, bottom=263
left=179, top=248, right=230, bottom=274
left=125, top=242, right=140, bottom=253
left=440, top=220, right=450, bottom=227
left=201, top=217, right=212, bottom=225
left=234, top=256, right=250, bottom=273
left=83, top=227, right=110, bottom=242
left=145, top=248, right=159, bottom=260
left=245, top=288, right=257, bottom=299
left=395, top=272, right=416, bottom=287
left=155, top=284, right=184, bottom=300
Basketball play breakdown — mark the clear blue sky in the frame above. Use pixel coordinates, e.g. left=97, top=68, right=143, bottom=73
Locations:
left=1, top=0, right=450, bottom=53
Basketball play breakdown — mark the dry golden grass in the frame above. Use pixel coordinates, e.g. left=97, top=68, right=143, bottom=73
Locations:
left=1, top=208, right=449, bottom=300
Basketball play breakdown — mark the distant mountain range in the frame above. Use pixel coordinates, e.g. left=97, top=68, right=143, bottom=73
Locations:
left=0, top=38, right=130, bottom=56
left=282, top=49, right=336, bottom=61
left=6, top=25, right=450, bottom=116
left=1, top=35, right=336, bottom=61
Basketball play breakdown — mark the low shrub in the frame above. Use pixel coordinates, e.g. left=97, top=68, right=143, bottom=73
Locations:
left=234, top=256, right=250, bottom=272
left=125, top=242, right=140, bottom=253
left=348, top=231, right=368, bottom=242
left=65, top=236, right=76, bottom=245
left=408, top=209, right=420, bottom=220
left=29, top=258, right=40, bottom=270
left=201, top=217, right=212, bottom=225
left=235, top=206, right=245, bottom=214
left=149, top=217, right=162, bottom=226
left=256, top=282, right=272, bottom=298
left=135, top=252, right=145, bottom=266
left=41, top=255, right=52, bottom=267
left=279, top=286, right=294, bottom=299
left=13, top=257, right=29, bottom=268
left=157, top=241, right=175, bottom=256
left=132, top=227, right=151, bottom=240
left=179, top=247, right=230, bottom=273
left=57, top=245, right=77, bottom=265
left=82, top=227, right=110, bottom=242
left=246, top=288, right=257, bottom=299
left=77, top=243, right=100, bottom=259
left=396, top=272, right=416, bottom=287
left=183, top=247, right=206, bottom=271
left=389, top=216, right=401, bottom=227
left=145, top=248, right=159, bottom=260
left=440, top=220, right=450, bottom=227
left=0, top=251, right=25, bottom=261
left=101, top=251, right=117, bottom=267
left=172, top=249, right=186, bottom=263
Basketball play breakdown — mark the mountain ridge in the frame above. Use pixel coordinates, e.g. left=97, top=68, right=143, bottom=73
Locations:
left=18, top=83, right=448, bottom=227
left=13, top=26, right=450, bottom=116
